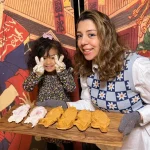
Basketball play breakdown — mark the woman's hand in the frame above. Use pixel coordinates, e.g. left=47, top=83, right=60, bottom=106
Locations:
left=118, top=111, right=141, bottom=135
left=54, top=55, right=66, bottom=73
left=33, top=56, right=44, bottom=76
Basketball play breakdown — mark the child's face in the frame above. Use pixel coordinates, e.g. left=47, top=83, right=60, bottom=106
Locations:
left=43, top=48, right=58, bottom=72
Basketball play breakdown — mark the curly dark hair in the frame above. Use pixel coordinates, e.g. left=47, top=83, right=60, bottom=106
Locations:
left=27, top=37, right=72, bottom=71
left=74, top=10, right=128, bottom=81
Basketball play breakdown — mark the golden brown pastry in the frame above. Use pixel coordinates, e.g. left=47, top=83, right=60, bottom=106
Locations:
left=56, top=107, right=77, bottom=130
left=74, top=110, right=92, bottom=131
left=91, top=110, right=110, bottom=132
left=38, top=106, right=64, bottom=127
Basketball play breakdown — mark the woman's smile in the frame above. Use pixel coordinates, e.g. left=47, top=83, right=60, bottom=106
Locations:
left=77, top=19, right=100, bottom=61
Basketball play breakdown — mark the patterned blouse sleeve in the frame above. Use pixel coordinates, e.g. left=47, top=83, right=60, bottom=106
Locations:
left=23, top=72, right=41, bottom=92
left=57, top=68, right=76, bottom=92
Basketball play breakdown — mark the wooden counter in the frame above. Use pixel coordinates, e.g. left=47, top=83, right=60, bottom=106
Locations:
left=0, top=106, right=123, bottom=147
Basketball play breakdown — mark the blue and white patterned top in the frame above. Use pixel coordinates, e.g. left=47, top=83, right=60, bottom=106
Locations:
left=87, top=53, right=144, bottom=114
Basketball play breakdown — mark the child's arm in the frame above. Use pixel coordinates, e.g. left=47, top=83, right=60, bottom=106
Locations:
left=23, top=56, right=44, bottom=92
left=54, top=55, right=76, bottom=92
left=23, top=72, right=41, bottom=92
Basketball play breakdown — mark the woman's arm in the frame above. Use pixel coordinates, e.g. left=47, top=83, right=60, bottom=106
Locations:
left=132, top=57, right=150, bottom=126
left=23, top=72, right=41, bottom=92
left=67, top=77, right=95, bottom=111
left=57, top=68, right=76, bottom=92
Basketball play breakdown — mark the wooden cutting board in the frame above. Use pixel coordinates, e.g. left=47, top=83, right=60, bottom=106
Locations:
left=0, top=105, right=123, bottom=147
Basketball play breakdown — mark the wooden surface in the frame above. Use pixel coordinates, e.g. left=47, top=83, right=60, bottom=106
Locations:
left=0, top=105, right=124, bottom=147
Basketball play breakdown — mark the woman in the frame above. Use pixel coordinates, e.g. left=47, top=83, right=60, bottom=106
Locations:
left=67, top=10, right=150, bottom=150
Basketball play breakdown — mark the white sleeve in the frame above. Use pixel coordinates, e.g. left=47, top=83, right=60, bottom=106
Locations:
left=132, top=57, right=150, bottom=126
left=67, top=77, right=95, bottom=111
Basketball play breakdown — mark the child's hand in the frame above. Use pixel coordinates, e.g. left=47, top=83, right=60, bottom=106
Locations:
left=118, top=111, right=141, bottom=135
left=33, top=56, right=44, bottom=76
left=54, top=55, right=66, bottom=73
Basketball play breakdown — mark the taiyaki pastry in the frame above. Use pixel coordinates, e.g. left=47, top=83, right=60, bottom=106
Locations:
left=24, top=106, right=47, bottom=127
left=39, top=106, right=64, bottom=127
left=56, top=107, right=77, bottom=130
left=91, top=110, right=110, bottom=132
left=74, top=110, right=92, bottom=131
left=8, top=104, right=30, bottom=123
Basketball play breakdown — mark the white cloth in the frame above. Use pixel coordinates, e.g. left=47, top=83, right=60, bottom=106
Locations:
left=68, top=77, right=95, bottom=111
left=68, top=57, right=150, bottom=150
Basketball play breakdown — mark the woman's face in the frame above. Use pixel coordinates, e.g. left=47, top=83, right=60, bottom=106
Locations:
left=77, top=19, right=100, bottom=61
left=43, top=48, right=58, bottom=72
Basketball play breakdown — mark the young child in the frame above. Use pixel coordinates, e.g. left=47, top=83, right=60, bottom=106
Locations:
left=23, top=33, right=76, bottom=150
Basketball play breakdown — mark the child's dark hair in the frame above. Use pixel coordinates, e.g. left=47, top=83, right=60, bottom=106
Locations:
left=27, top=37, right=73, bottom=71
